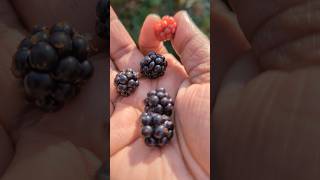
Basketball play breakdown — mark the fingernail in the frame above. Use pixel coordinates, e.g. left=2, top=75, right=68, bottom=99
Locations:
left=181, top=10, right=191, bottom=20
left=149, top=13, right=161, bottom=19
left=179, top=10, right=194, bottom=24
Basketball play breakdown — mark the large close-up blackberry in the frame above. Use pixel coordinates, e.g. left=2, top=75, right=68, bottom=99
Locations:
left=96, top=0, right=109, bottom=40
left=144, top=88, right=174, bottom=116
left=140, top=51, right=167, bottom=79
left=11, top=22, right=94, bottom=111
left=114, top=68, right=139, bottom=97
left=140, top=112, right=174, bottom=147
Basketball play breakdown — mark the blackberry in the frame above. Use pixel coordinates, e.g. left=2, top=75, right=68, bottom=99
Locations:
left=96, top=0, right=109, bottom=40
left=144, top=88, right=174, bottom=116
left=140, top=112, right=174, bottom=147
left=11, top=22, right=94, bottom=111
left=140, top=51, right=167, bottom=79
left=114, top=68, right=139, bottom=97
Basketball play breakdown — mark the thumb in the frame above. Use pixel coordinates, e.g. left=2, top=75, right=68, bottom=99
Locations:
left=172, top=11, right=210, bottom=84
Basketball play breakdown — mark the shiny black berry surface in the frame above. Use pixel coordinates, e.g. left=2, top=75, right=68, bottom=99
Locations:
left=29, top=42, right=58, bottom=71
left=50, top=22, right=74, bottom=36
left=11, top=22, right=94, bottom=111
left=144, top=88, right=174, bottom=116
left=11, top=48, right=31, bottom=78
left=24, top=71, right=55, bottom=98
left=72, top=35, right=89, bottom=61
left=49, top=32, right=73, bottom=57
left=140, top=51, right=167, bottom=79
left=114, top=68, right=139, bottom=97
left=140, top=112, right=174, bottom=147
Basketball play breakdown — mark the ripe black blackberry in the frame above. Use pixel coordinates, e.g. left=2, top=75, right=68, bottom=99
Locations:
left=140, top=51, right=167, bottom=79
left=114, top=68, right=139, bottom=96
left=141, top=112, right=174, bottom=147
left=96, top=0, right=109, bottom=40
left=144, top=88, right=174, bottom=116
left=11, top=22, right=93, bottom=111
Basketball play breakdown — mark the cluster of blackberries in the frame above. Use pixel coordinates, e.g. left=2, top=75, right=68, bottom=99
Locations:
left=114, top=69, right=139, bottom=96
left=141, top=88, right=175, bottom=147
left=96, top=0, right=109, bottom=40
left=114, top=51, right=167, bottom=97
left=140, top=51, right=167, bottom=79
left=11, top=22, right=93, bottom=111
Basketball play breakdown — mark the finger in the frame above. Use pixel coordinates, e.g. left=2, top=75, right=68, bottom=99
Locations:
left=2, top=130, right=101, bottom=180
left=110, top=103, right=141, bottom=156
left=213, top=0, right=251, bottom=91
left=0, top=0, right=33, bottom=130
left=11, top=0, right=97, bottom=34
left=110, top=60, right=118, bottom=114
left=172, top=11, right=210, bottom=84
left=0, top=125, right=13, bottom=176
left=229, top=0, right=303, bottom=41
left=110, top=7, right=143, bottom=71
left=229, top=0, right=320, bottom=70
left=175, top=81, right=210, bottom=178
left=138, top=14, right=168, bottom=55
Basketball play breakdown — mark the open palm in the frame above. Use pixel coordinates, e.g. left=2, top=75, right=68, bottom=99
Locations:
left=110, top=8, right=210, bottom=180
left=0, top=0, right=107, bottom=179
left=214, top=0, right=320, bottom=179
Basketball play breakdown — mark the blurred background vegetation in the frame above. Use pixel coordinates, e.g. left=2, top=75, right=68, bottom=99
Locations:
left=111, top=0, right=210, bottom=56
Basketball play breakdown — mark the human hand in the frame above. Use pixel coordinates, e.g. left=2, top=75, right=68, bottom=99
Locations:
left=214, top=0, right=320, bottom=179
left=0, top=0, right=107, bottom=179
left=110, top=7, right=210, bottom=180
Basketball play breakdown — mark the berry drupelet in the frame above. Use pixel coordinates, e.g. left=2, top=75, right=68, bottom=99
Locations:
left=140, top=51, right=167, bottom=79
left=141, top=112, right=174, bottom=147
left=154, top=15, right=177, bottom=41
left=114, top=68, right=139, bottom=96
left=144, top=88, right=174, bottom=116
left=11, top=22, right=94, bottom=111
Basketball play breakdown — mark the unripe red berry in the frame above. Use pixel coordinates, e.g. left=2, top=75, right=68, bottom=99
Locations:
left=154, top=15, right=177, bottom=41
